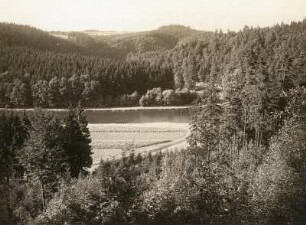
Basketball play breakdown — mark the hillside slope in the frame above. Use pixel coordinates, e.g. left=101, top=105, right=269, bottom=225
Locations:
left=0, top=23, right=93, bottom=56
left=51, top=24, right=206, bottom=58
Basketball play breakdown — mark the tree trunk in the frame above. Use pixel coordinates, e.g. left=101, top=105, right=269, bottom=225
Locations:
left=5, top=177, right=13, bottom=220
left=243, top=108, right=247, bottom=148
left=40, top=177, right=46, bottom=210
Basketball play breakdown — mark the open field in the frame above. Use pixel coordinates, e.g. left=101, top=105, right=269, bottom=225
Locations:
left=89, top=123, right=189, bottom=169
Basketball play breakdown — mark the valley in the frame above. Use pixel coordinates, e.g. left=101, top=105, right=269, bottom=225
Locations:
left=0, top=8, right=306, bottom=224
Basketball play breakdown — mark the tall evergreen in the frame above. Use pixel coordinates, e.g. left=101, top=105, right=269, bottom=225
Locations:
left=62, top=107, right=92, bottom=178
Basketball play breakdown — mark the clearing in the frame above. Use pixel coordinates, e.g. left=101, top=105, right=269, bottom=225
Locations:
left=89, top=122, right=190, bottom=170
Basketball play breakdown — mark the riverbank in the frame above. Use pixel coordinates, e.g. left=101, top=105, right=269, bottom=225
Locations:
left=0, top=106, right=191, bottom=112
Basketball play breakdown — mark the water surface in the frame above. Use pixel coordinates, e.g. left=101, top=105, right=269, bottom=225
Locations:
left=0, top=107, right=191, bottom=124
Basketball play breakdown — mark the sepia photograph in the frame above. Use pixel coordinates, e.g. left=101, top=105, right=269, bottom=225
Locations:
left=0, top=0, right=306, bottom=224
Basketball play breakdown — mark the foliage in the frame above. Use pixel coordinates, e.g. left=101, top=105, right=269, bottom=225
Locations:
left=62, top=107, right=92, bottom=178
left=1, top=19, right=306, bottom=224
left=0, top=108, right=92, bottom=222
left=139, top=87, right=197, bottom=106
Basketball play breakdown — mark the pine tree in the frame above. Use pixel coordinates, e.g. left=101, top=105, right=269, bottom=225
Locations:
left=62, top=106, right=92, bottom=178
left=189, top=82, right=223, bottom=164
left=19, top=110, right=65, bottom=208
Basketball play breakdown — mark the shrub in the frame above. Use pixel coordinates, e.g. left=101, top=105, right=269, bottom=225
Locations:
left=139, top=87, right=197, bottom=106
left=139, top=88, right=163, bottom=106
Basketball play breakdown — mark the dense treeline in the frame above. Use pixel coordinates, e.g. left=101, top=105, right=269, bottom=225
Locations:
left=0, top=44, right=174, bottom=107
left=130, top=20, right=306, bottom=91
left=0, top=108, right=92, bottom=222
left=1, top=21, right=306, bottom=108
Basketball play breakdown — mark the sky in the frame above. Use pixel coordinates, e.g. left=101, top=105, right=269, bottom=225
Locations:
left=0, top=0, right=306, bottom=32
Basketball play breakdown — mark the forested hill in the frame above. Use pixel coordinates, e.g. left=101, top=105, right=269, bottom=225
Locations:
left=130, top=20, right=306, bottom=89
left=0, top=20, right=305, bottom=108
left=0, top=23, right=96, bottom=56
left=0, top=23, right=199, bottom=59
left=51, top=25, right=205, bottom=58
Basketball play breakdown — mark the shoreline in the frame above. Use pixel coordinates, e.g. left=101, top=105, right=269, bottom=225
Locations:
left=0, top=106, right=191, bottom=112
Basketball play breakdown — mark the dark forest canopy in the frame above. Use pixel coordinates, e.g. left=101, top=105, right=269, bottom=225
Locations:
left=0, top=20, right=305, bottom=108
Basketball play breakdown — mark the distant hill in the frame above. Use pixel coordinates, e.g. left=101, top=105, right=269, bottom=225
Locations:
left=50, top=24, right=209, bottom=58
left=0, top=23, right=91, bottom=55
left=49, top=28, right=181, bottom=58
left=0, top=22, right=212, bottom=60
left=83, top=30, right=130, bottom=36
left=96, top=31, right=178, bottom=54
left=0, top=23, right=137, bottom=59
left=156, top=25, right=198, bottom=39
left=89, top=25, right=213, bottom=56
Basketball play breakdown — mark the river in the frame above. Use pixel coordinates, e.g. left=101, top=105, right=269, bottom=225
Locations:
left=0, top=106, right=191, bottom=123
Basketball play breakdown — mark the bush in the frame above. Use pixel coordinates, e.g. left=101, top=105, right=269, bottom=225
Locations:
left=139, top=87, right=197, bottom=106
left=36, top=177, right=118, bottom=225
left=139, top=88, right=163, bottom=106
left=162, top=89, right=177, bottom=105
left=249, top=118, right=306, bottom=224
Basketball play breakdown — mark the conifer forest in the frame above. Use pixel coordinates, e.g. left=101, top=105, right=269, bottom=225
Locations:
left=0, top=2, right=306, bottom=224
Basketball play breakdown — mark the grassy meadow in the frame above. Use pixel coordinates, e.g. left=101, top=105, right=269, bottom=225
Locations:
left=89, top=123, right=189, bottom=167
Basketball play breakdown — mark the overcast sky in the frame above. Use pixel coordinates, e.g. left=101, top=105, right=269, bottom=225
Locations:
left=0, top=0, right=306, bottom=31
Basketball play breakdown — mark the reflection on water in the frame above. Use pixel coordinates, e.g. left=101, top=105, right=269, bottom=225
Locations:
left=0, top=107, right=191, bottom=124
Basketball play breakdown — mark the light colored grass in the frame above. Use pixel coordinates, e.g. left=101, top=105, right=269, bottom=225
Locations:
left=92, top=140, right=171, bottom=149
left=88, top=123, right=189, bottom=168
left=91, top=132, right=184, bottom=141
left=89, top=123, right=187, bottom=142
